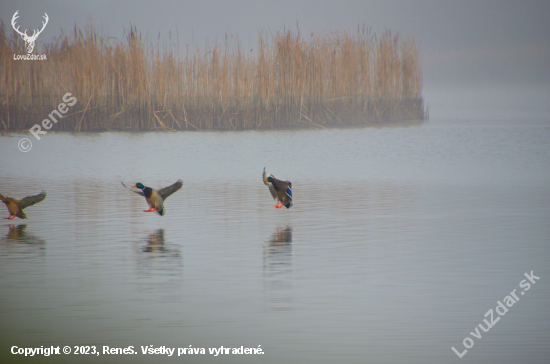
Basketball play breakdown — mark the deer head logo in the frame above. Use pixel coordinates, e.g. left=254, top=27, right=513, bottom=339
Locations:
left=11, top=11, right=49, bottom=54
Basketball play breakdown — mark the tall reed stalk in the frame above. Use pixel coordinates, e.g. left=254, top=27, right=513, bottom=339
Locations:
left=0, top=21, right=425, bottom=131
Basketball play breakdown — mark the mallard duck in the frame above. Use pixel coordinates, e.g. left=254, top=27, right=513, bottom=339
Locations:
left=121, top=180, right=183, bottom=216
left=0, top=191, right=46, bottom=219
left=263, top=168, right=292, bottom=209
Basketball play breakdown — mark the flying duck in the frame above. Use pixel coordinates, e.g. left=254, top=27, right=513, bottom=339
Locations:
left=121, top=180, right=183, bottom=216
left=0, top=191, right=46, bottom=219
left=263, top=168, right=292, bottom=209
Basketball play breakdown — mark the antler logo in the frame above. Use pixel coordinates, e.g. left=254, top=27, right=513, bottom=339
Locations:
left=11, top=11, right=49, bottom=54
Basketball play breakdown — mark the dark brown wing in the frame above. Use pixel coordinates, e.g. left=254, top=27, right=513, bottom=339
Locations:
left=19, top=191, right=46, bottom=209
left=158, top=180, right=183, bottom=200
left=272, top=178, right=290, bottom=193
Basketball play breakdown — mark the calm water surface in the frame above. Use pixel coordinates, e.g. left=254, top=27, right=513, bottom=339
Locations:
left=1, top=98, right=549, bottom=363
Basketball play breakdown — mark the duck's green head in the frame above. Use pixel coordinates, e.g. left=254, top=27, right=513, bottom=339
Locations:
left=265, top=176, right=274, bottom=183
left=133, top=183, right=145, bottom=189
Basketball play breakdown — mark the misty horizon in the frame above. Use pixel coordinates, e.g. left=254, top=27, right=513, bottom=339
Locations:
left=1, top=0, right=549, bottom=87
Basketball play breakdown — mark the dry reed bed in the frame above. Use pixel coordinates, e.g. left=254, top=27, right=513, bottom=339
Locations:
left=0, top=22, right=425, bottom=131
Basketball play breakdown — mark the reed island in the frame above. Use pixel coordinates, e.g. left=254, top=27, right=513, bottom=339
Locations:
left=1, top=22, right=426, bottom=131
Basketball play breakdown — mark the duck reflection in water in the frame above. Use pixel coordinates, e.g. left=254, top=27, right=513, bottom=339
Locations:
left=144, top=229, right=167, bottom=253
left=263, top=226, right=293, bottom=310
left=264, top=226, right=292, bottom=267
left=4, top=224, right=45, bottom=245
left=6, top=224, right=27, bottom=240
left=1, top=225, right=46, bottom=257
left=137, top=229, right=181, bottom=258
left=135, top=229, right=182, bottom=272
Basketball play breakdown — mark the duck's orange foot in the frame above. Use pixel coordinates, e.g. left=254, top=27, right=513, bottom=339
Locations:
left=4, top=216, right=15, bottom=220
left=143, top=207, right=157, bottom=212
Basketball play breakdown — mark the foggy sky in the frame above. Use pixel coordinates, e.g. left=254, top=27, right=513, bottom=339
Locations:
left=1, top=0, right=549, bottom=86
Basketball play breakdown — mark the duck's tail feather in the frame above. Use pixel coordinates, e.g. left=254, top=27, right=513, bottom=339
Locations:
left=16, top=211, right=27, bottom=219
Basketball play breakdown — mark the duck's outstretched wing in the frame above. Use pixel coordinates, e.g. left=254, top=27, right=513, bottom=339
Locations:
left=158, top=179, right=183, bottom=200
left=263, top=167, right=277, bottom=200
left=121, top=181, right=145, bottom=196
left=19, top=191, right=46, bottom=209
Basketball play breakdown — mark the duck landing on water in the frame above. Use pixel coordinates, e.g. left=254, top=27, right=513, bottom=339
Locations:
left=263, top=168, right=292, bottom=209
left=0, top=191, right=46, bottom=219
left=121, top=180, right=183, bottom=216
